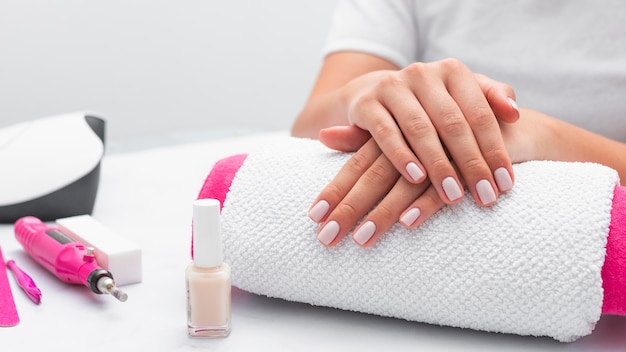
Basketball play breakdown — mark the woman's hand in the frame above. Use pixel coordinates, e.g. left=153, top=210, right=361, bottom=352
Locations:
left=309, top=134, right=436, bottom=246
left=293, top=54, right=519, bottom=207
left=310, top=108, right=545, bottom=247
left=337, top=59, right=519, bottom=206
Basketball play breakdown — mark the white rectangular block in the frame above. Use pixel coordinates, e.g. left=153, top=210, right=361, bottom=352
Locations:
left=56, top=214, right=142, bottom=286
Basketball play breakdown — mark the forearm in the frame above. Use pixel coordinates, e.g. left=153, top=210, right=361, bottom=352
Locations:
left=535, top=111, right=626, bottom=185
left=292, top=89, right=349, bottom=139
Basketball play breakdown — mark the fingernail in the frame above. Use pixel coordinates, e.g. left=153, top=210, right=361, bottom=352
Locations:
left=508, top=97, right=519, bottom=112
left=442, top=177, right=463, bottom=201
left=400, top=208, right=421, bottom=227
left=476, top=179, right=497, bottom=205
left=353, top=221, right=376, bottom=246
left=405, top=162, right=424, bottom=182
left=494, top=167, right=513, bottom=192
left=309, top=200, right=330, bottom=222
left=318, top=221, right=340, bottom=246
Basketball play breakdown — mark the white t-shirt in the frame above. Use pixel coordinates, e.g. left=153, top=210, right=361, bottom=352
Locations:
left=323, top=0, right=626, bottom=143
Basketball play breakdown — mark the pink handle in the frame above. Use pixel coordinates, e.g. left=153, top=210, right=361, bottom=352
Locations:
left=14, top=216, right=100, bottom=288
left=7, top=260, right=42, bottom=304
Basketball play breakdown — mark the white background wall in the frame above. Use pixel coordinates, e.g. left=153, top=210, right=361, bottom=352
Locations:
left=0, top=0, right=338, bottom=144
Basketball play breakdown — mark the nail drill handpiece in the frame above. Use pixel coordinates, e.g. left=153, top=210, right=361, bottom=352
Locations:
left=14, top=216, right=127, bottom=302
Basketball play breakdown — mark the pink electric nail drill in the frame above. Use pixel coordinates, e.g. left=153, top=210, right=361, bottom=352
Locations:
left=14, top=216, right=127, bottom=302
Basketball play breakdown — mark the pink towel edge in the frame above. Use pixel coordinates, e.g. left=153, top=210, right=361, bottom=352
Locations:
left=602, top=185, right=626, bottom=315
left=192, top=153, right=248, bottom=258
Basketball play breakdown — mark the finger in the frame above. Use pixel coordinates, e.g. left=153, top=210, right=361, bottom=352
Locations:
left=378, top=80, right=463, bottom=204
left=317, top=153, right=399, bottom=247
left=388, top=62, right=477, bottom=205
left=318, top=125, right=371, bottom=152
left=352, top=176, right=431, bottom=247
left=475, top=73, right=519, bottom=123
left=308, top=138, right=380, bottom=223
left=399, top=183, right=446, bottom=229
left=404, top=60, right=499, bottom=206
left=399, top=161, right=466, bottom=229
left=349, top=89, right=427, bottom=184
left=447, top=70, right=515, bottom=195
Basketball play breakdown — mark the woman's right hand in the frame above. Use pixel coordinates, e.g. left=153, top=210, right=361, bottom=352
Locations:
left=338, top=58, right=519, bottom=207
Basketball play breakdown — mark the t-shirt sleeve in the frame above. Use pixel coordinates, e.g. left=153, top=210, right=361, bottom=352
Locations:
left=322, top=0, right=418, bottom=68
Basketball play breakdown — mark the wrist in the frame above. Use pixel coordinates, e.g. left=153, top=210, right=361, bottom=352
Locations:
left=514, top=108, right=560, bottom=162
left=534, top=110, right=560, bottom=161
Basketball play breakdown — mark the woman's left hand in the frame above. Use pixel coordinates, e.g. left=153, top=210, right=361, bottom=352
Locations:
left=309, top=126, right=440, bottom=246
left=310, top=107, right=545, bottom=247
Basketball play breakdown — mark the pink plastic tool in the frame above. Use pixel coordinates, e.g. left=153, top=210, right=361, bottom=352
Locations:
left=7, top=260, right=42, bottom=304
left=14, top=216, right=127, bottom=302
left=0, top=246, right=20, bottom=326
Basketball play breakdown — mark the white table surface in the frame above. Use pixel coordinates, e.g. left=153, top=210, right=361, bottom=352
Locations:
left=1, top=131, right=626, bottom=351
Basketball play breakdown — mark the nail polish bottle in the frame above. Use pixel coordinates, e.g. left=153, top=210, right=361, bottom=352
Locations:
left=186, top=198, right=232, bottom=338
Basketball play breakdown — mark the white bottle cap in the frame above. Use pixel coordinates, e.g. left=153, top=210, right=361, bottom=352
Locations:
left=193, top=198, right=223, bottom=268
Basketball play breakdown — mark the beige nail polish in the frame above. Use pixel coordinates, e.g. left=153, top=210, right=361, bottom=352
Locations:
left=309, top=200, right=330, bottom=222
left=494, top=167, right=513, bottom=192
left=508, top=97, right=519, bottom=112
left=406, top=162, right=425, bottom=182
left=187, top=199, right=232, bottom=338
left=318, top=221, right=340, bottom=246
left=476, top=179, right=497, bottom=205
left=442, top=177, right=463, bottom=202
left=353, top=221, right=376, bottom=246
left=400, top=208, right=421, bottom=227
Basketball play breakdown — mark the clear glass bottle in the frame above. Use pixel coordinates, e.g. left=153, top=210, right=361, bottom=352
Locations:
left=186, top=198, right=231, bottom=338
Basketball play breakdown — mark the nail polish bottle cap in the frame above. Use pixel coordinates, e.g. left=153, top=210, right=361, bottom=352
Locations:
left=193, top=198, right=223, bottom=268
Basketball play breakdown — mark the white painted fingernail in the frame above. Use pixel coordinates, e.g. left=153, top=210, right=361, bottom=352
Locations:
left=494, top=167, right=513, bottom=192
left=476, top=179, right=497, bottom=205
left=353, top=221, right=376, bottom=246
left=318, top=221, right=340, bottom=246
left=405, top=162, right=425, bottom=182
left=508, top=97, right=519, bottom=112
left=400, top=208, right=421, bottom=227
left=309, top=200, right=330, bottom=222
left=442, top=177, right=463, bottom=202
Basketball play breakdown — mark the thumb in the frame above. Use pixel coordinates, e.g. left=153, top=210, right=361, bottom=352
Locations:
left=475, top=73, right=520, bottom=124
left=318, top=125, right=371, bottom=152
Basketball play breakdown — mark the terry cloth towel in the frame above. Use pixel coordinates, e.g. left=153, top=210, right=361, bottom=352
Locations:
left=197, top=136, right=620, bottom=342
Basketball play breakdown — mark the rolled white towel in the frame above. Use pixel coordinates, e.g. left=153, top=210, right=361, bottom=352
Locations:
left=197, top=136, right=620, bottom=342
